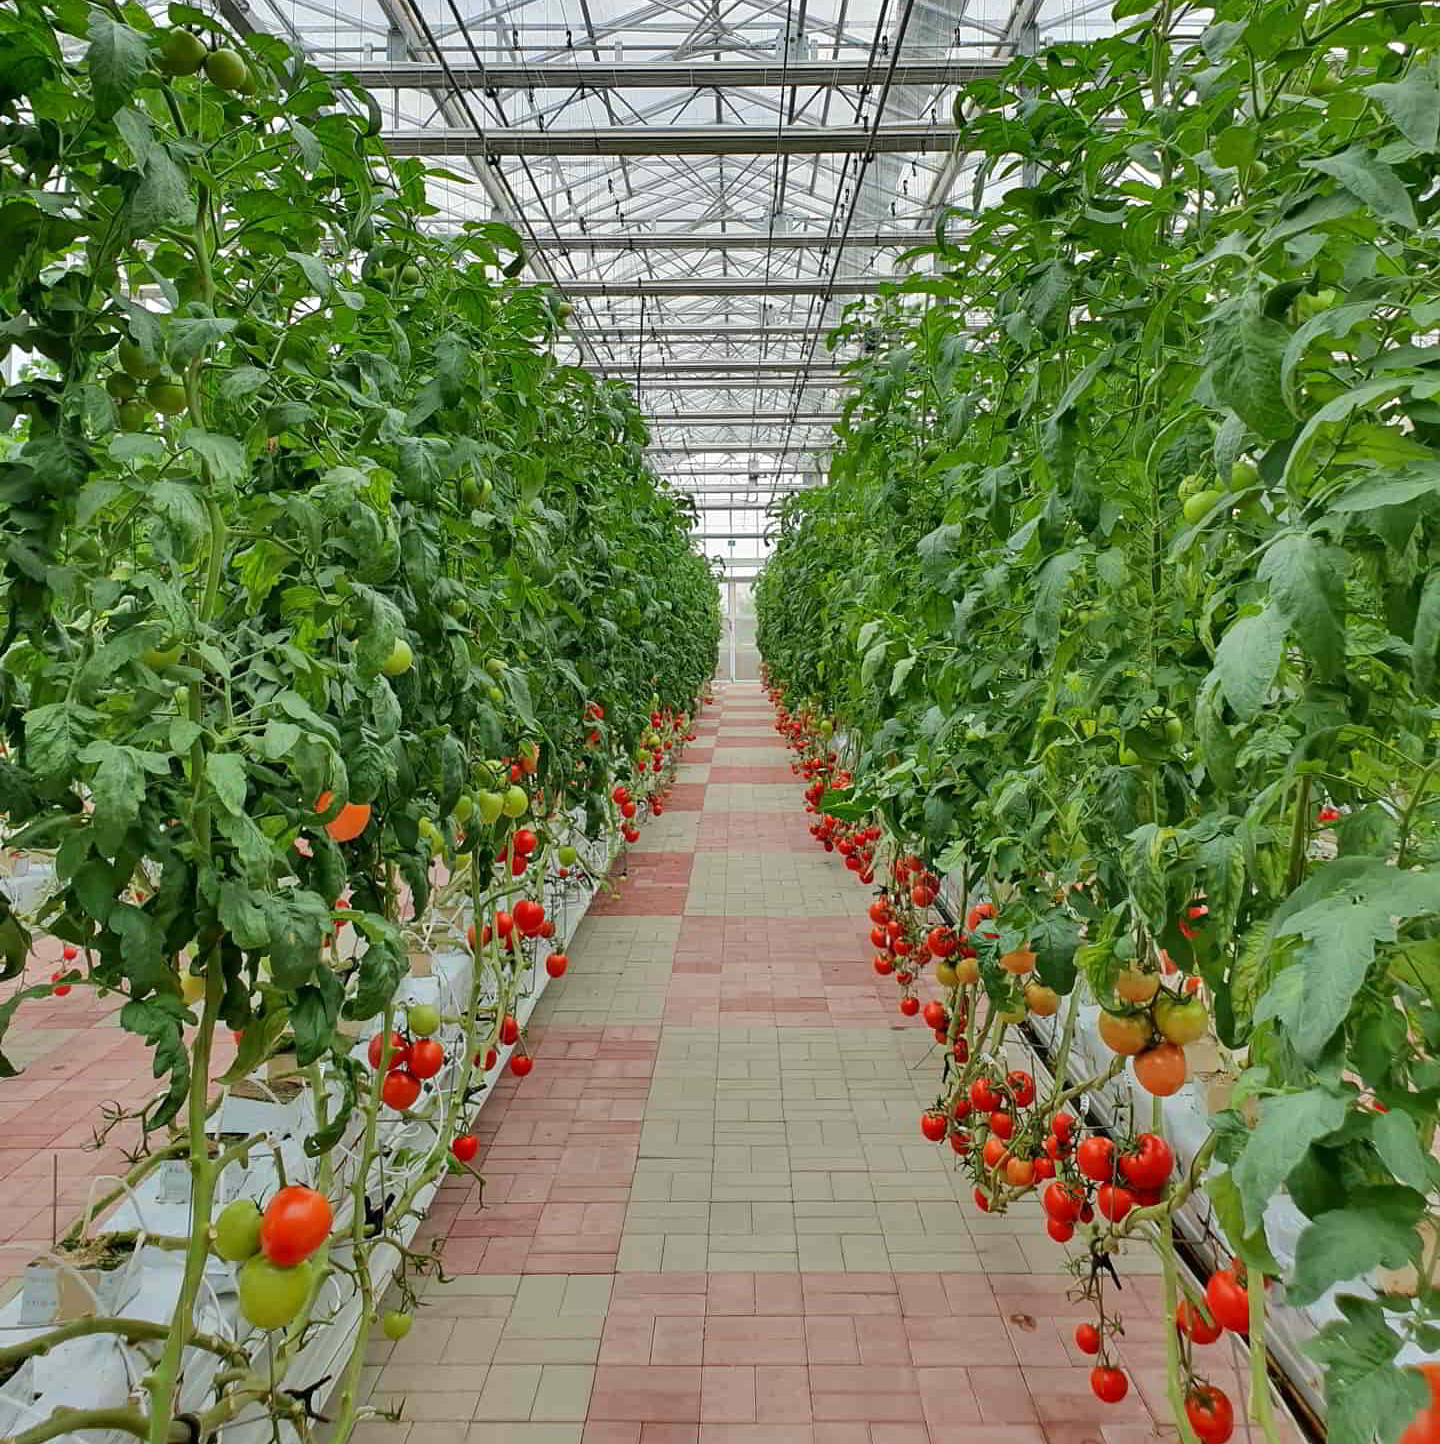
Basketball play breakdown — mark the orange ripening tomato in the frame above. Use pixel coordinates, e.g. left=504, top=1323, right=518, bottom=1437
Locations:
left=259, top=1185, right=333, bottom=1267
left=1133, top=1042, right=1188, bottom=1096
left=315, top=791, right=371, bottom=842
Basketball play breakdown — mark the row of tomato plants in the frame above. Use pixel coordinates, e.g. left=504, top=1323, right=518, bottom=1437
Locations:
left=754, top=1, right=1440, bottom=1442
left=0, top=3, right=719, bottom=1440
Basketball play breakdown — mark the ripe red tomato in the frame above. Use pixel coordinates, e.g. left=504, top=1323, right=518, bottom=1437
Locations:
left=1074, top=1323, right=1101, bottom=1355
left=382, top=1068, right=422, bottom=1111
left=1032, top=1155, right=1056, bottom=1181
left=451, top=1134, right=479, bottom=1163
left=950, top=1131, right=970, bottom=1156
left=970, top=1078, right=999, bottom=1111
left=972, top=1187, right=991, bottom=1213
left=1400, top=1366, right=1440, bottom=1444
left=1186, top=1385, right=1235, bottom=1443
left=1006, top=1070, right=1035, bottom=1106
left=1091, top=1367, right=1128, bottom=1403
left=1118, top=1132, right=1174, bottom=1189
left=1096, top=1183, right=1135, bottom=1222
left=873, top=954, right=894, bottom=976
left=1004, top=1155, right=1036, bottom=1188
left=1076, top=1135, right=1116, bottom=1182
left=920, top=1111, right=948, bottom=1142
left=1046, top=1218, right=1074, bottom=1242
left=868, top=899, right=890, bottom=924
left=989, top=1110, right=1015, bottom=1140
left=499, top=1014, right=519, bottom=1046
left=1205, top=1268, right=1250, bottom=1334
left=870, top=925, right=889, bottom=948
left=260, top=1185, right=333, bottom=1267
left=546, top=952, right=569, bottom=978
left=368, top=1031, right=409, bottom=1072
left=50, top=969, right=71, bottom=997
left=510, top=1052, right=534, bottom=1076
left=899, top=996, right=920, bottom=1017
left=1176, top=1299, right=1222, bottom=1345
left=922, top=1000, right=949, bottom=1031
left=407, top=1038, right=445, bottom=1080
left=982, top=1136, right=1009, bottom=1169
left=1042, top=1181, right=1084, bottom=1224
left=512, top=828, right=538, bottom=856
left=514, top=898, right=545, bottom=934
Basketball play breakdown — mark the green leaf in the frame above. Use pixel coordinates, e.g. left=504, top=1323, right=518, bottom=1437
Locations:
left=85, top=9, right=148, bottom=120
left=1303, top=147, right=1418, bottom=229
left=1257, top=532, right=1345, bottom=680
left=1205, top=295, right=1293, bottom=438
left=1371, top=1109, right=1436, bottom=1193
left=1027, top=550, right=1083, bottom=651
left=1213, top=605, right=1286, bottom=720
left=24, top=702, right=97, bottom=781
left=1272, top=860, right=1440, bottom=1058
left=291, top=970, right=343, bottom=1066
left=129, top=145, right=193, bottom=237
left=205, top=753, right=248, bottom=816
left=218, top=879, right=270, bottom=951
left=85, top=742, right=145, bottom=857
left=1413, top=568, right=1440, bottom=697
left=148, top=479, right=208, bottom=549
left=890, top=654, right=917, bottom=696
left=1364, top=60, right=1440, bottom=151
left=1205, top=1169, right=1281, bottom=1273
left=287, top=251, right=331, bottom=298
left=180, top=429, right=247, bottom=486
left=1304, top=1296, right=1430, bottom=1444
left=1232, top=1087, right=1348, bottom=1233
left=1289, top=1205, right=1419, bottom=1307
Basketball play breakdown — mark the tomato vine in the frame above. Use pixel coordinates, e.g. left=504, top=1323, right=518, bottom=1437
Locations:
left=757, top=3, right=1440, bottom=1441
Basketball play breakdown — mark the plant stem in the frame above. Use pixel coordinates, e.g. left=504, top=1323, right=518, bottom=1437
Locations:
left=144, top=957, right=223, bottom=1444
left=1247, top=1263, right=1283, bottom=1444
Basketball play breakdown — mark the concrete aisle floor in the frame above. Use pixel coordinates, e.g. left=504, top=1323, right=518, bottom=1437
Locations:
left=350, top=680, right=1220, bottom=1444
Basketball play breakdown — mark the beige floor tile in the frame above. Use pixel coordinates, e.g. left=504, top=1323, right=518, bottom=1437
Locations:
left=471, top=1364, right=543, bottom=1421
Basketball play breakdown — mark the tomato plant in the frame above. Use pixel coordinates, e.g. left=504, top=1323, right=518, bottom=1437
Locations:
left=756, top=3, right=1440, bottom=1439
left=0, top=2, right=717, bottom=1435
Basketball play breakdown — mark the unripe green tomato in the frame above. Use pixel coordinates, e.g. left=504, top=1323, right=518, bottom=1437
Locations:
left=117, top=400, right=150, bottom=431
left=143, top=643, right=184, bottom=669
left=213, top=1198, right=264, bottom=1262
left=157, top=28, right=208, bottom=75
left=1119, top=745, right=1142, bottom=765
left=453, top=793, right=475, bottom=825
left=1183, top=489, right=1226, bottom=525
left=475, top=790, right=504, bottom=825
left=381, top=637, right=413, bottom=676
left=382, top=1310, right=413, bottom=1340
left=238, top=1256, right=313, bottom=1330
left=205, top=47, right=251, bottom=93
left=501, top=785, right=529, bottom=819
left=485, top=657, right=506, bottom=677
left=147, top=378, right=188, bottom=416
left=105, top=372, right=138, bottom=402
left=488, top=685, right=504, bottom=705
left=118, top=338, right=161, bottom=381
left=557, top=844, right=578, bottom=865
left=400, top=264, right=422, bottom=286
left=1229, top=459, right=1259, bottom=491
left=407, top=1002, right=441, bottom=1036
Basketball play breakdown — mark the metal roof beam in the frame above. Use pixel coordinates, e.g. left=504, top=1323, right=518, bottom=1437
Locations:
left=561, top=278, right=886, bottom=296
left=650, top=444, right=828, bottom=454
left=330, top=58, right=1001, bottom=89
left=384, top=122, right=958, bottom=157
left=530, top=230, right=935, bottom=250
left=649, top=412, right=841, bottom=423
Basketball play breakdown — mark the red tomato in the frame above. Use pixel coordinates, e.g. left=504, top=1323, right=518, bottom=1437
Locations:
left=1051, top=1112, right=1075, bottom=1141
left=546, top=952, right=569, bottom=978
left=1176, top=1299, right=1222, bottom=1345
left=512, top=828, right=538, bottom=856
left=1032, top=1155, right=1056, bottom=1181
left=922, top=1000, right=949, bottom=1031
left=1042, top=1181, right=1084, bottom=1224
left=1400, top=1366, right=1440, bottom=1444
left=368, top=1031, right=409, bottom=1072
left=920, top=1111, right=948, bottom=1142
left=868, top=900, right=890, bottom=925
left=899, top=996, right=920, bottom=1017
left=1006, top=1070, right=1035, bottom=1106
left=408, top=1038, right=445, bottom=1080
left=260, top=1185, right=333, bottom=1267
left=450, top=1134, right=479, bottom=1163
left=950, top=1131, right=971, bottom=1156
left=500, top=1014, right=519, bottom=1046
left=510, top=1052, right=534, bottom=1077
left=1076, top=1135, right=1116, bottom=1182
left=1046, top=1218, right=1074, bottom=1243
left=1118, top=1132, right=1175, bottom=1189
left=1096, top=1183, right=1135, bottom=1222
left=1205, top=1269, right=1250, bottom=1335
left=514, top=898, right=545, bottom=934
left=382, top=1068, right=422, bottom=1111
left=972, top=1187, right=991, bottom=1213
left=1091, top=1367, right=1129, bottom=1403
left=970, top=1078, right=999, bottom=1112
left=1074, top=1323, right=1101, bottom=1355
left=1186, top=1385, right=1235, bottom=1443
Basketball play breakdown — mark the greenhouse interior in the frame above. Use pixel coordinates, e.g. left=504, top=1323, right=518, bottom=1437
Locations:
left=1, top=0, right=1438, bottom=1440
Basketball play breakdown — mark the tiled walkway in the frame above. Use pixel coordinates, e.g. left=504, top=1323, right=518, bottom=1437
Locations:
left=357, top=679, right=1196, bottom=1444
